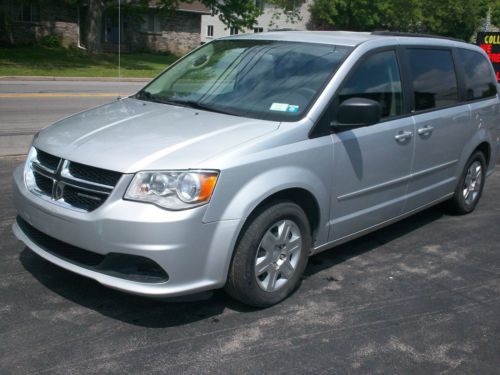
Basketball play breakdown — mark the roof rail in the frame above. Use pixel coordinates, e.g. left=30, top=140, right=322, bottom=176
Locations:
left=268, top=28, right=299, bottom=32
left=371, top=31, right=464, bottom=43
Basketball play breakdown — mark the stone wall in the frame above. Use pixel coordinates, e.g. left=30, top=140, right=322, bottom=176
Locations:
left=1, top=4, right=202, bottom=54
left=0, top=6, right=78, bottom=47
left=129, top=11, right=202, bottom=55
left=1, top=21, right=78, bottom=47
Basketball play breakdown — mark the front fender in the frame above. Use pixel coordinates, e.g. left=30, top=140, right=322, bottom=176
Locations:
left=203, top=136, right=334, bottom=246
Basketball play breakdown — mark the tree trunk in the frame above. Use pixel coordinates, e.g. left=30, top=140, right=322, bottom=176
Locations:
left=1, top=4, right=15, bottom=44
left=86, top=0, right=103, bottom=53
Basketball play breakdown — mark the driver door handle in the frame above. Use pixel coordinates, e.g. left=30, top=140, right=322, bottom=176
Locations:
left=394, top=131, right=413, bottom=142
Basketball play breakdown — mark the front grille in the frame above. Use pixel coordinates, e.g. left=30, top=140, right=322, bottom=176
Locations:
left=34, top=172, right=53, bottom=196
left=17, top=216, right=169, bottom=283
left=62, top=185, right=109, bottom=212
left=68, top=161, right=122, bottom=187
left=36, top=149, right=61, bottom=171
left=28, top=148, right=122, bottom=212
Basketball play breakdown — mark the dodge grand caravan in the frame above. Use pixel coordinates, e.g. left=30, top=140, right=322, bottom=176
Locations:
left=12, top=31, right=500, bottom=306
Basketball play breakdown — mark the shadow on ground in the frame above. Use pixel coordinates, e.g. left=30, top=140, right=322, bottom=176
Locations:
left=19, top=204, right=446, bottom=329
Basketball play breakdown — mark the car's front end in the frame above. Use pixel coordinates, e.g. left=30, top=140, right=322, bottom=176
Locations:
left=12, top=34, right=353, bottom=300
left=12, top=145, right=245, bottom=296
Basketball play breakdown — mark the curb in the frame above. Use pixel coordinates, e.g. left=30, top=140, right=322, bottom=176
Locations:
left=0, top=76, right=151, bottom=82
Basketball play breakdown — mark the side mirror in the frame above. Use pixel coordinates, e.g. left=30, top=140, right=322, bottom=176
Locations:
left=334, top=97, right=382, bottom=128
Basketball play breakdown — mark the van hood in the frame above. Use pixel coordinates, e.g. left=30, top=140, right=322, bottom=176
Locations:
left=34, top=98, right=280, bottom=173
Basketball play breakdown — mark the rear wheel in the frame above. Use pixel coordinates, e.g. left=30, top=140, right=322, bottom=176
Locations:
left=225, top=202, right=311, bottom=307
left=448, top=151, right=486, bottom=214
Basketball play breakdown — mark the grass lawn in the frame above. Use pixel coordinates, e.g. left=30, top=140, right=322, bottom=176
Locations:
left=0, top=45, right=179, bottom=78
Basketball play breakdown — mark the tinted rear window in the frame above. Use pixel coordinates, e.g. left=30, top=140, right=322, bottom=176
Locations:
left=457, top=48, right=497, bottom=101
left=407, top=49, right=459, bottom=111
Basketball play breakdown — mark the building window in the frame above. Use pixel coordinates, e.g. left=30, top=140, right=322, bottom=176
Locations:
left=141, top=14, right=161, bottom=33
left=230, top=27, right=239, bottom=35
left=11, top=3, right=41, bottom=22
left=254, top=27, right=264, bottom=33
left=254, top=0, right=265, bottom=11
left=207, top=25, right=214, bottom=37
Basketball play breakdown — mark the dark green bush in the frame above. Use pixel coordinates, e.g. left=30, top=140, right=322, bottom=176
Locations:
left=41, top=34, right=61, bottom=48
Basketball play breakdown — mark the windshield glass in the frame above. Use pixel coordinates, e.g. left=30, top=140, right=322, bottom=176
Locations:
left=137, top=39, right=352, bottom=121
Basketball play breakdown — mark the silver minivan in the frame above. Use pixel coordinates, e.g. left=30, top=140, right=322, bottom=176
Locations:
left=12, top=31, right=500, bottom=306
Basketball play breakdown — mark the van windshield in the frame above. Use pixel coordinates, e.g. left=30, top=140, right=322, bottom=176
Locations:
left=136, top=40, right=352, bottom=121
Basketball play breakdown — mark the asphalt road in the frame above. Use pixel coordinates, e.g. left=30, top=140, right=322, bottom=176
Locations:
left=1, top=152, right=500, bottom=373
left=0, top=80, right=146, bottom=156
left=1, top=80, right=500, bottom=373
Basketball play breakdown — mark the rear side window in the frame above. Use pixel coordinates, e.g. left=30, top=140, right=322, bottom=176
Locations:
left=406, top=49, right=459, bottom=111
left=457, top=48, right=497, bottom=100
left=338, top=50, right=403, bottom=118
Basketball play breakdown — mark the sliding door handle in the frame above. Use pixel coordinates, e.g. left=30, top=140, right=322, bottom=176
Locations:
left=417, top=125, right=434, bottom=136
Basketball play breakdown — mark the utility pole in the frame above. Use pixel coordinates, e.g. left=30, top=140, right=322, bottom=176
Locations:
left=118, top=0, right=121, bottom=79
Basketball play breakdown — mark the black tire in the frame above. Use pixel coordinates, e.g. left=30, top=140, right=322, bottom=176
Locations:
left=448, top=151, right=486, bottom=215
left=225, top=201, right=311, bottom=307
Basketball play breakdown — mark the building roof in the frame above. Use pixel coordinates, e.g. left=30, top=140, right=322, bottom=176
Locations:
left=176, top=1, right=211, bottom=14
left=147, top=0, right=210, bottom=14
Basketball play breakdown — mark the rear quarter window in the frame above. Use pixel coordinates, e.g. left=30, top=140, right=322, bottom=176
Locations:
left=457, top=48, right=497, bottom=101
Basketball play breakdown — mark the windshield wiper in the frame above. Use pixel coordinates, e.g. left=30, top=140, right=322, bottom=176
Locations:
left=134, top=91, right=168, bottom=104
left=160, top=98, right=236, bottom=116
left=135, top=92, right=235, bottom=116
left=181, top=100, right=236, bottom=116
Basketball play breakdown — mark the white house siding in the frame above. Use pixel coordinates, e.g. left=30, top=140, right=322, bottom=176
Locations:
left=200, top=1, right=312, bottom=43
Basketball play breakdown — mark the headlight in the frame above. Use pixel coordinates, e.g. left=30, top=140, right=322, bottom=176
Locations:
left=24, top=146, right=37, bottom=191
left=124, top=170, right=219, bottom=210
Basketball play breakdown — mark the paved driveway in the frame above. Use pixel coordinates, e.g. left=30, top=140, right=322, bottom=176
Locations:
left=1, top=154, right=499, bottom=374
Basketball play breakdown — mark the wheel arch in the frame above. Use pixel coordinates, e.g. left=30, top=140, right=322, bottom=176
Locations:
left=456, top=129, right=494, bottom=179
left=241, top=187, right=321, bottom=242
left=222, top=187, right=321, bottom=288
left=203, top=164, right=333, bottom=287
left=475, top=141, right=491, bottom=168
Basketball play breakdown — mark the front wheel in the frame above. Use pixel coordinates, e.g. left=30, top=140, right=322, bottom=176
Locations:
left=225, top=202, right=311, bottom=307
left=448, top=151, right=486, bottom=215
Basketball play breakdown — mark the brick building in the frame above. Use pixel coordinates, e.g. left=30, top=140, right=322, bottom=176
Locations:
left=1, top=1, right=210, bottom=55
left=201, top=0, right=312, bottom=43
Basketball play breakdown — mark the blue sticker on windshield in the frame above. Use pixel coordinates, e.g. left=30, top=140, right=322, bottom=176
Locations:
left=287, top=105, right=299, bottom=113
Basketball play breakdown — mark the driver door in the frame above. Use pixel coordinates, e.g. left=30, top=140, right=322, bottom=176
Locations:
left=328, top=49, right=415, bottom=241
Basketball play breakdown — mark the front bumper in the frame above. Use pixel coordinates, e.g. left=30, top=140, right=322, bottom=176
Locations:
left=12, top=164, right=242, bottom=297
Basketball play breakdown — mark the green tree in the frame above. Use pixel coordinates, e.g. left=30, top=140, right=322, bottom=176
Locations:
left=490, top=0, right=500, bottom=26
left=419, top=0, right=486, bottom=40
left=309, top=0, right=488, bottom=40
left=378, top=0, right=422, bottom=32
left=309, top=0, right=386, bottom=30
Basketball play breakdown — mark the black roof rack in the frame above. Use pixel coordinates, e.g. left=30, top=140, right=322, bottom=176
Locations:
left=268, top=28, right=299, bottom=32
left=371, top=31, right=464, bottom=43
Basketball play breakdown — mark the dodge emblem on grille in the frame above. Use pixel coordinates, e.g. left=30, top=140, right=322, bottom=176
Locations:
left=28, top=150, right=119, bottom=212
left=54, top=182, right=64, bottom=200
